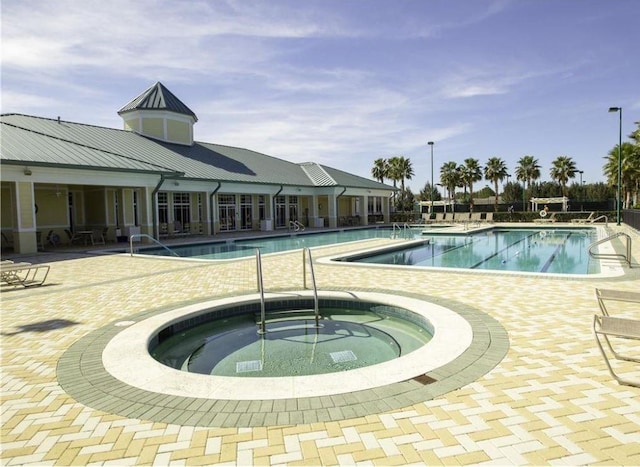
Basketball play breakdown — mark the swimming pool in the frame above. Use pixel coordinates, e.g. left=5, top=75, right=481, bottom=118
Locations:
left=139, top=227, right=403, bottom=260
left=342, top=228, right=600, bottom=274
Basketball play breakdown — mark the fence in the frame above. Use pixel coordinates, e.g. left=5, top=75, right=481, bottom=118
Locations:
left=622, top=209, right=640, bottom=232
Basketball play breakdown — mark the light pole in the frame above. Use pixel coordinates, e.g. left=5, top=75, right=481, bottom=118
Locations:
left=428, top=142, right=434, bottom=216
left=608, top=107, right=622, bottom=225
left=578, top=170, right=584, bottom=211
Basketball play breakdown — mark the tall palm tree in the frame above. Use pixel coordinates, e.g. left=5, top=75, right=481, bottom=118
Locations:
left=460, top=158, right=483, bottom=212
left=603, top=142, right=640, bottom=209
left=440, top=161, right=461, bottom=204
left=386, top=157, right=404, bottom=209
left=484, top=157, right=508, bottom=212
left=550, top=155, right=577, bottom=197
left=515, top=155, right=541, bottom=211
left=371, top=158, right=388, bottom=183
left=395, top=156, right=414, bottom=193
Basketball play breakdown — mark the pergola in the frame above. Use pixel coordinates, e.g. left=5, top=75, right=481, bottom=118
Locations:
left=530, top=196, right=569, bottom=213
left=419, top=199, right=456, bottom=214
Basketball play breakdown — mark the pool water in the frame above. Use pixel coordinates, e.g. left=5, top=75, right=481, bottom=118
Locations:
left=140, top=228, right=403, bottom=259
left=352, top=228, right=599, bottom=274
left=151, top=307, right=433, bottom=377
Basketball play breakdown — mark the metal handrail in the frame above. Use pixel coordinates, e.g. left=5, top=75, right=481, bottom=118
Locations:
left=592, top=215, right=609, bottom=226
left=303, top=248, right=320, bottom=327
left=129, top=234, right=180, bottom=257
left=256, top=249, right=267, bottom=334
left=588, top=232, right=632, bottom=267
left=289, top=220, right=306, bottom=232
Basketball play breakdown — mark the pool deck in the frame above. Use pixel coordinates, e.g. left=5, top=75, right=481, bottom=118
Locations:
left=2, top=222, right=639, bottom=466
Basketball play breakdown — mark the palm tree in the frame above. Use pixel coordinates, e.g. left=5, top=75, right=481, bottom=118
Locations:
left=371, top=158, right=388, bottom=183
left=396, top=156, right=414, bottom=193
left=460, top=158, right=483, bottom=212
left=603, top=142, right=640, bottom=209
left=484, top=157, right=508, bottom=212
left=550, top=155, right=577, bottom=197
left=515, top=155, right=541, bottom=211
left=440, top=161, right=461, bottom=204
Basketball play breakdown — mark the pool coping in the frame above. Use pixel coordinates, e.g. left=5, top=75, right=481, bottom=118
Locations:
left=103, top=291, right=473, bottom=399
left=57, top=288, right=509, bottom=428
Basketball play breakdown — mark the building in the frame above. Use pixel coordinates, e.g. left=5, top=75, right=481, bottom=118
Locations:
left=1, top=82, right=394, bottom=254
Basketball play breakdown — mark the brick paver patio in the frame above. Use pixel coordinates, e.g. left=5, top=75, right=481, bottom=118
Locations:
left=1, top=224, right=639, bottom=466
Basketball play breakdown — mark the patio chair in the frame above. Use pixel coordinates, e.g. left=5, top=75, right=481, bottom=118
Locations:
left=595, top=288, right=640, bottom=316
left=571, top=212, right=595, bottom=224
left=593, top=314, right=640, bottom=387
left=1, top=232, right=13, bottom=249
left=434, top=213, right=445, bottom=223
left=454, top=212, right=470, bottom=224
left=444, top=213, right=454, bottom=223
left=484, top=212, right=494, bottom=223
left=92, top=227, right=108, bottom=245
left=470, top=212, right=482, bottom=225
left=65, top=229, right=82, bottom=245
left=1, top=261, right=50, bottom=288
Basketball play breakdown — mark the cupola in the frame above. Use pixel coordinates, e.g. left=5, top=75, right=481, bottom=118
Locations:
left=118, top=82, right=197, bottom=146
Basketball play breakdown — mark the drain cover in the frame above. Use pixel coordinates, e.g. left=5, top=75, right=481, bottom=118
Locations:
left=236, top=360, right=262, bottom=373
left=330, top=350, right=357, bottom=363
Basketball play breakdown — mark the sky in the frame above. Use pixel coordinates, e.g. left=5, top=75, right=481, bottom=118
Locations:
left=2, top=0, right=639, bottom=193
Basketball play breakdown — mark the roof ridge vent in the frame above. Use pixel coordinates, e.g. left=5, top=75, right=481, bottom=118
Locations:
left=300, top=162, right=336, bottom=186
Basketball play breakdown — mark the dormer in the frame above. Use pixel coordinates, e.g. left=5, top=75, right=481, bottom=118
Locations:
left=118, top=82, right=197, bottom=146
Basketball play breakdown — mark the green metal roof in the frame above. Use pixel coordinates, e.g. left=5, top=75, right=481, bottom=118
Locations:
left=0, top=113, right=393, bottom=190
left=118, top=82, right=198, bottom=121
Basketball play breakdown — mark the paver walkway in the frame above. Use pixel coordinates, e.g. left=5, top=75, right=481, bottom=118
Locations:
left=1, top=224, right=639, bottom=466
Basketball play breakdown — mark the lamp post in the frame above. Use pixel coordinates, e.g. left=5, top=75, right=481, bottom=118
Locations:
left=428, top=142, right=434, bottom=215
left=578, top=170, right=584, bottom=211
left=608, top=107, right=622, bottom=225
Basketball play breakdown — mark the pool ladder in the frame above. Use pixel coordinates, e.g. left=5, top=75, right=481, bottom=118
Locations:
left=392, top=222, right=411, bottom=239
left=256, top=247, right=320, bottom=334
left=129, top=234, right=180, bottom=257
left=289, top=220, right=305, bottom=232
left=588, top=232, right=632, bottom=267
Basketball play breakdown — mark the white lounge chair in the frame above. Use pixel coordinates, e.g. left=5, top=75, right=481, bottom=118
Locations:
left=595, top=288, right=640, bottom=316
left=0, top=261, right=50, bottom=287
left=571, top=212, right=595, bottom=224
left=593, top=315, right=640, bottom=387
left=534, top=212, right=557, bottom=223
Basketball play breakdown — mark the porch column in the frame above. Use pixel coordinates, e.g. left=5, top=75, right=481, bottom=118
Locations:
left=383, top=197, right=391, bottom=223
left=328, top=194, right=337, bottom=228
left=12, top=181, right=38, bottom=254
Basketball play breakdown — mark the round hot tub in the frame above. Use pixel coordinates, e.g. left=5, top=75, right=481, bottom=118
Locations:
left=151, top=300, right=434, bottom=377
left=102, top=291, right=473, bottom=399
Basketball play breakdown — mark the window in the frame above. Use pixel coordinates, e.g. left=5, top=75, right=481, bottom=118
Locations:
left=133, top=190, right=139, bottom=226
left=240, top=195, right=252, bottom=230
left=158, top=192, right=168, bottom=224
left=258, top=195, right=266, bottom=220
left=173, top=192, right=190, bottom=225
left=275, top=196, right=286, bottom=228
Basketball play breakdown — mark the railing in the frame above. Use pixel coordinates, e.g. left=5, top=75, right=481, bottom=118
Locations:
left=289, top=220, right=306, bottom=232
left=256, top=247, right=320, bottom=335
left=129, top=234, right=180, bottom=257
left=256, top=249, right=267, bottom=334
left=588, top=232, right=632, bottom=267
left=303, top=248, right=320, bottom=327
left=392, top=222, right=411, bottom=238
left=593, top=215, right=608, bottom=226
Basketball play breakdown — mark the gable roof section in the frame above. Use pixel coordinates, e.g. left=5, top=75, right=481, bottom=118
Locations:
left=118, top=82, right=198, bottom=121
left=321, top=164, right=395, bottom=190
left=0, top=113, right=394, bottom=191
left=0, top=119, right=179, bottom=174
